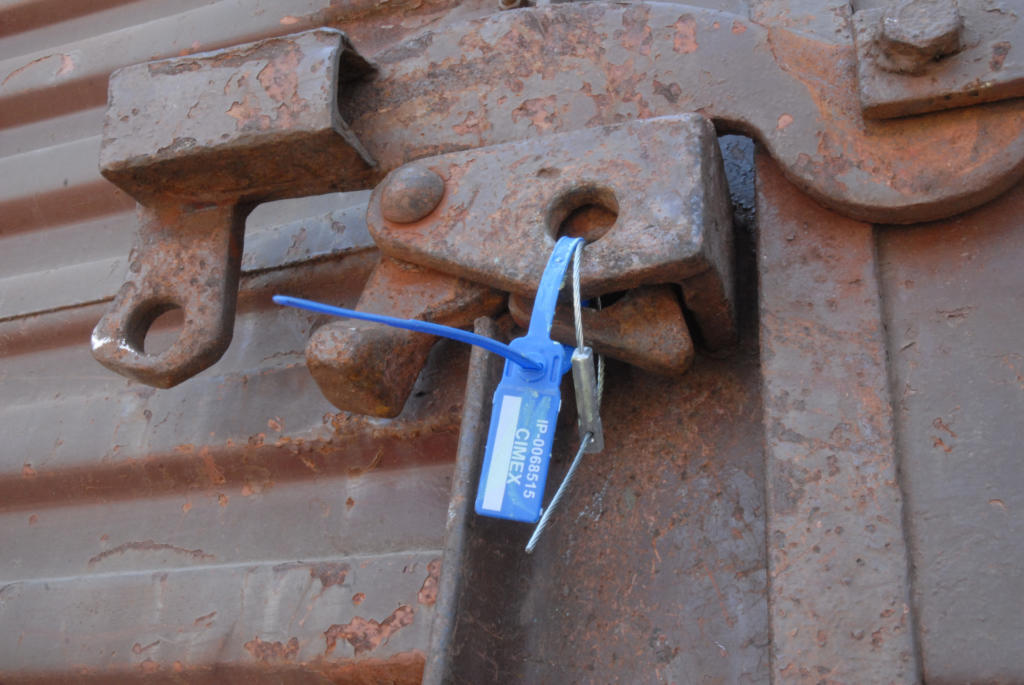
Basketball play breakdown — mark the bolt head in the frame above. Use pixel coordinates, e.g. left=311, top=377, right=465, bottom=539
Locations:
left=879, top=0, right=963, bottom=74
left=379, top=165, right=445, bottom=224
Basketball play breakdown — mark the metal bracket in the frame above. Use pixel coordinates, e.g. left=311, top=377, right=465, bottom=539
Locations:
left=91, top=28, right=376, bottom=387
left=368, top=114, right=735, bottom=347
left=853, top=0, right=1024, bottom=119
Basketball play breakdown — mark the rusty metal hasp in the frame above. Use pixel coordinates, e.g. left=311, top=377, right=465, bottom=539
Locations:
left=276, top=237, right=585, bottom=523
left=302, top=115, right=732, bottom=417
left=366, top=115, right=735, bottom=350
left=91, top=28, right=376, bottom=388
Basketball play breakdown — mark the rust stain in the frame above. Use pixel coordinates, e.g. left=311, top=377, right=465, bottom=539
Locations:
left=27, top=514, right=38, bottom=525
left=767, top=25, right=1024, bottom=208
left=671, top=15, right=698, bottom=54
left=990, top=42, right=1011, bottom=72
left=324, top=605, right=415, bottom=656
left=652, top=79, right=682, bottom=104
left=932, top=417, right=957, bottom=439
left=511, top=95, right=560, bottom=133
left=88, top=540, right=215, bottom=567
left=226, top=94, right=269, bottom=130
left=731, top=20, right=747, bottom=34
left=317, top=650, right=425, bottom=685
left=217, top=492, right=229, bottom=507
left=452, top=110, right=487, bottom=137
left=311, top=562, right=350, bottom=589
left=56, top=54, right=75, bottom=77
left=21, top=464, right=36, bottom=479
left=199, top=449, right=226, bottom=486
left=193, top=611, right=217, bottom=626
left=181, top=501, right=192, bottom=513
left=257, top=46, right=306, bottom=129
left=759, top=153, right=918, bottom=679
left=352, top=592, right=366, bottom=605
left=244, top=636, right=300, bottom=663
left=132, top=640, right=160, bottom=655
left=2, top=53, right=71, bottom=87
left=777, top=113, right=793, bottom=130
left=268, top=417, right=283, bottom=431
left=349, top=448, right=384, bottom=476
left=618, top=4, right=653, bottom=57
left=417, top=559, right=441, bottom=606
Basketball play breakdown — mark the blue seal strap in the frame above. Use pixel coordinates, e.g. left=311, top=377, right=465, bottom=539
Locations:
left=474, top=236, right=582, bottom=523
left=271, top=295, right=542, bottom=371
left=273, top=236, right=585, bottom=524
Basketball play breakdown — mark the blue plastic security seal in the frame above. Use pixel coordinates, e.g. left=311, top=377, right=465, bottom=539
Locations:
left=473, top=236, right=581, bottom=522
left=273, top=235, right=585, bottom=524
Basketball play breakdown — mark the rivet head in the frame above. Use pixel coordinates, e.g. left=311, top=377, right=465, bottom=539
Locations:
left=379, top=165, right=445, bottom=224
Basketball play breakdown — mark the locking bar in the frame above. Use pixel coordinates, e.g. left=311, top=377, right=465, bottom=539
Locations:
left=305, top=258, right=505, bottom=417
left=508, top=286, right=695, bottom=377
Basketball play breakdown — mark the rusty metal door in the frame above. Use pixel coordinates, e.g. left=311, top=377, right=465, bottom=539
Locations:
left=1, top=1, right=1022, bottom=683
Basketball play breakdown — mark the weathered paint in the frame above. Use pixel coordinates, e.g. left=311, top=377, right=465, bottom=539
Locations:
left=757, top=153, right=918, bottom=683
left=878, top=180, right=1024, bottom=682
left=853, top=2, right=1024, bottom=119
left=426, top=315, right=771, bottom=683
left=305, top=257, right=506, bottom=416
left=344, top=3, right=1024, bottom=224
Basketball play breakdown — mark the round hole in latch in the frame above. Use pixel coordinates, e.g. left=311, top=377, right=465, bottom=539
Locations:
left=126, top=302, right=184, bottom=356
left=144, top=306, right=185, bottom=355
left=549, top=185, right=619, bottom=243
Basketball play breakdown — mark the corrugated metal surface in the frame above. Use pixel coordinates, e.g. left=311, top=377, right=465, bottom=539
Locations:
left=0, top=2, right=492, bottom=681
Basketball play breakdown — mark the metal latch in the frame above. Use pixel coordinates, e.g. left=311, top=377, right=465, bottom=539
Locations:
left=304, top=114, right=736, bottom=416
left=90, top=28, right=376, bottom=388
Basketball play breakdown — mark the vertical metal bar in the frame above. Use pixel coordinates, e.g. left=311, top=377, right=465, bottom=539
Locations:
left=423, top=316, right=508, bottom=685
left=757, top=152, right=920, bottom=683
